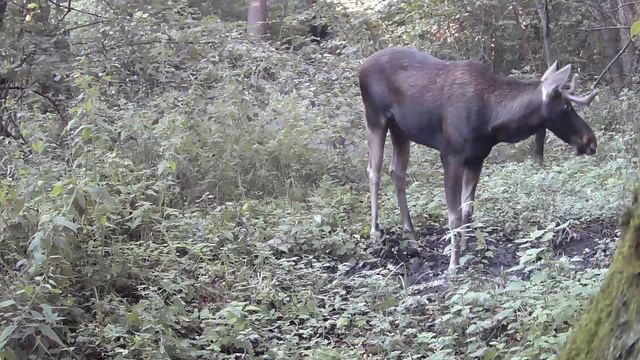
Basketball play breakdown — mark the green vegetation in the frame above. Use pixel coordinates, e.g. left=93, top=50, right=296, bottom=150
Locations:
left=0, top=0, right=638, bottom=359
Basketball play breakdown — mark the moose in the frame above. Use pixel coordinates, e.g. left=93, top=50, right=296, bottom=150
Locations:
left=358, top=47, right=598, bottom=270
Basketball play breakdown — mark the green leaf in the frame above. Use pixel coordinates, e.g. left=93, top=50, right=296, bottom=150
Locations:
left=493, top=308, right=515, bottom=321
left=81, top=127, right=91, bottom=141
left=0, top=348, right=18, bottom=360
left=50, top=182, right=65, bottom=197
left=41, top=304, right=62, bottom=324
left=32, top=140, right=44, bottom=154
left=0, top=300, right=15, bottom=308
left=631, top=20, right=640, bottom=37
left=167, top=160, right=177, bottom=172
left=484, top=347, right=499, bottom=360
left=503, top=280, right=525, bottom=292
left=531, top=271, right=547, bottom=283
left=38, top=325, right=65, bottom=347
left=53, top=216, right=78, bottom=232
left=0, top=324, right=17, bottom=349
left=111, top=263, right=123, bottom=275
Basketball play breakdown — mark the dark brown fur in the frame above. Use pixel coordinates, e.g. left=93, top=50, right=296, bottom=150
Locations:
left=359, top=47, right=597, bottom=270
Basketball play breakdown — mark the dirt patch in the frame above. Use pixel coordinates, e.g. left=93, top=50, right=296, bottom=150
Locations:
left=361, top=219, right=619, bottom=292
left=552, top=221, right=619, bottom=268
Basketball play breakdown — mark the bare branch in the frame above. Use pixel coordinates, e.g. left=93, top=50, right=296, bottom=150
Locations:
left=46, top=0, right=112, bottom=19
left=593, top=38, right=634, bottom=89
left=32, top=90, right=68, bottom=125
left=64, top=19, right=109, bottom=32
left=581, top=25, right=630, bottom=31
left=6, top=111, right=27, bottom=144
left=602, top=1, right=640, bottom=12
left=59, top=0, right=72, bottom=22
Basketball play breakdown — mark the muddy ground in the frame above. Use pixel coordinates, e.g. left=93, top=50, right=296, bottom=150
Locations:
left=354, top=220, right=619, bottom=294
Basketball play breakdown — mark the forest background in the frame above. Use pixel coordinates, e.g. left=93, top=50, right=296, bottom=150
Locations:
left=1, top=0, right=640, bottom=359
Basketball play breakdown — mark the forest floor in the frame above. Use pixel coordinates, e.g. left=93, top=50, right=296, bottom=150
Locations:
left=366, top=219, right=618, bottom=289
left=2, top=14, right=637, bottom=357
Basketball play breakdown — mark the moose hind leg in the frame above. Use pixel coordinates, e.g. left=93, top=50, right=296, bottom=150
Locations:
left=442, top=157, right=464, bottom=270
left=366, top=121, right=387, bottom=240
left=389, top=128, right=416, bottom=243
left=460, top=163, right=482, bottom=250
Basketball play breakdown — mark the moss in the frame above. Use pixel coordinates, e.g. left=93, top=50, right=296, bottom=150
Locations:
left=559, top=192, right=640, bottom=360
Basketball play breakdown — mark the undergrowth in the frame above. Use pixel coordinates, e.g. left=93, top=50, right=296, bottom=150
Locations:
left=0, top=1, right=637, bottom=359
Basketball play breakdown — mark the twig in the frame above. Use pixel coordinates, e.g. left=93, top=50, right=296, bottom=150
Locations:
left=581, top=25, right=630, bottom=31
left=0, top=86, right=25, bottom=91
left=32, top=90, right=68, bottom=125
left=64, top=19, right=109, bottom=32
left=7, top=111, right=27, bottom=145
left=45, top=0, right=112, bottom=19
left=77, top=39, right=218, bottom=57
left=592, top=38, right=633, bottom=90
left=100, top=0, right=115, bottom=11
left=59, top=0, right=72, bottom=22
left=602, top=1, right=640, bottom=12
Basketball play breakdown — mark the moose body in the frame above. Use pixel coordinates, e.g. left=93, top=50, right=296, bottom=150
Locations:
left=358, top=47, right=598, bottom=270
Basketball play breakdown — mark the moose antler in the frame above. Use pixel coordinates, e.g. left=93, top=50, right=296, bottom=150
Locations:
left=562, top=74, right=598, bottom=106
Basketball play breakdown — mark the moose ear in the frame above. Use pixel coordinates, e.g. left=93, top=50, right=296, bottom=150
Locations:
left=542, top=64, right=571, bottom=100
left=541, top=60, right=558, bottom=81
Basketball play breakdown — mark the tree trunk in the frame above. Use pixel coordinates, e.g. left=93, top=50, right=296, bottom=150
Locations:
left=601, top=28, right=625, bottom=91
left=535, top=0, right=554, bottom=65
left=532, top=0, right=553, bottom=166
left=0, top=0, right=7, bottom=30
left=559, top=191, right=640, bottom=359
left=615, top=1, right=638, bottom=81
left=247, top=0, right=268, bottom=39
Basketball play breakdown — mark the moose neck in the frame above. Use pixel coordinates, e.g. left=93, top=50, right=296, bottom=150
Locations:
left=487, top=79, right=545, bottom=143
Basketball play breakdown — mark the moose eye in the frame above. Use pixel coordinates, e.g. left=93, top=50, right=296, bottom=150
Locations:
left=562, top=103, right=571, bottom=112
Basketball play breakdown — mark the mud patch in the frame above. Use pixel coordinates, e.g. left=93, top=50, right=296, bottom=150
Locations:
left=552, top=221, right=619, bottom=269
left=360, top=219, right=618, bottom=293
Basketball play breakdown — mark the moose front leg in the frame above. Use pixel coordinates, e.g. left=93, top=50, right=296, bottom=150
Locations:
left=442, top=157, right=464, bottom=270
left=460, top=163, right=483, bottom=250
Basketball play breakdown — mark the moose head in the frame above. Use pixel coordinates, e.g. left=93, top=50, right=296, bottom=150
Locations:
left=539, top=62, right=598, bottom=156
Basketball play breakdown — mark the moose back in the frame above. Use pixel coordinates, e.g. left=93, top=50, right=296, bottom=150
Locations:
left=358, top=47, right=598, bottom=270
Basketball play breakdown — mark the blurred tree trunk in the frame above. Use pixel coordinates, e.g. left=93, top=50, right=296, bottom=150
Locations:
left=559, top=191, right=640, bottom=359
left=0, top=0, right=11, bottom=139
left=601, top=27, right=625, bottom=90
left=600, top=0, right=626, bottom=90
left=247, top=0, right=268, bottom=39
left=532, top=0, right=553, bottom=166
left=535, top=0, right=554, bottom=65
left=615, top=1, right=638, bottom=81
left=0, top=0, right=7, bottom=29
